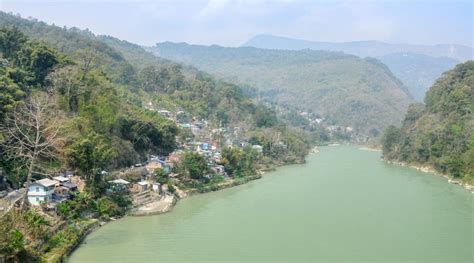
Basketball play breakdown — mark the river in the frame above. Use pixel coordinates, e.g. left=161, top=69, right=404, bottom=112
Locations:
left=69, top=146, right=473, bottom=262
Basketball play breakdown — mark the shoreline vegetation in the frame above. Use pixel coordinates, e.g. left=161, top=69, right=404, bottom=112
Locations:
left=380, top=62, right=473, bottom=192
left=385, top=159, right=474, bottom=193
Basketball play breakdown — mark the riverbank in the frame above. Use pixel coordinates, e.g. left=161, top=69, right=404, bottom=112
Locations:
left=131, top=174, right=263, bottom=216
left=131, top=194, right=177, bottom=216
left=385, top=159, right=474, bottom=193
left=359, top=146, right=382, bottom=152
left=66, top=155, right=309, bottom=259
left=64, top=173, right=268, bottom=259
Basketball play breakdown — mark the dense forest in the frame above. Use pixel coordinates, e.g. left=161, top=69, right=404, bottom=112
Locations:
left=151, top=42, right=414, bottom=135
left=0, top=12, right=311, bottom=260
left=382, top=61, right=474, bottom=184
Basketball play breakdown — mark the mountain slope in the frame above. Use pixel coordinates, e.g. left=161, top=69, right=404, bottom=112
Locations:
left=243, top=34, right=473, bottom=61
left=150, top=42, right=413, bottom=135
left=243, top=35, right=471, bottom=101
left=379, top=53, right=459, bottom=101
left=382, top=61, right=474, bottom=184
left=0, top=11, right=312, bottom=183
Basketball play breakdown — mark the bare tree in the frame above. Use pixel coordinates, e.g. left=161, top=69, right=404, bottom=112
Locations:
left=0, top=93, right=63, bottom=209
left=74, top=48, right=102, bottom=79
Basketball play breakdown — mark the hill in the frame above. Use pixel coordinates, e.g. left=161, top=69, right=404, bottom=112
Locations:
left=382, top=61, right=474, bottom=184
left=243, top=34, right=473, bottom=61
left=0, top=12, right=312, bottom=260
left=243, top=34, right=471, bottom=101
left=378, top=53, right=459, bottom=101
left=0, top=10, right=312, bottom=174
left=150, top=42, right=414, bottom=135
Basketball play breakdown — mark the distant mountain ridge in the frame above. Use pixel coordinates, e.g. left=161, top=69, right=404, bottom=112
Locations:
left=244, top=34, right=470, bottom=101
left=151, top=42, right=414, bottom=135
left=243, top=34, right=473, bottom=61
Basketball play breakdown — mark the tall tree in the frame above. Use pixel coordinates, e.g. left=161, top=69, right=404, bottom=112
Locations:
left=66, top=132, right=115, bottom=195
left=0, top=27, right=27, bottom=59
left=0, top=93, right=62, bottom=208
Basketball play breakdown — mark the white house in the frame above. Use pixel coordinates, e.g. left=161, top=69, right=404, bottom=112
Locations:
left=252, top=145, right=263, bottom=153
left=27, top=178, right=56, bottom=206
left=137, top=181, right=148, bottom=192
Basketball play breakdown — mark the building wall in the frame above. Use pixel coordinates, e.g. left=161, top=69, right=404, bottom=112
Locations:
left=28, top=195, right=51, bottom=206
left=27, top=184, right=53, bottom=206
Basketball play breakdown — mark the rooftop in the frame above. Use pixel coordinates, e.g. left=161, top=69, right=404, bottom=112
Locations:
left=53, top=176, right=69, bottom=182
left=34, top=178, right=57, bottom=187
left=109, top=179, right=130, bottom=185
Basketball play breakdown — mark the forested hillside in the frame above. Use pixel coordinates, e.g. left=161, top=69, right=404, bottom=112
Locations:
left=382, top=61, right=474, bottom=184
left=0, top=11, right=310, bottom=189
left=244, top=34, right=469, bottom=102
left=151, top=42, right=413, bottom=135
left=0, top=12, right=312, bottom=260
left=379, top=53, right=459, bottom=101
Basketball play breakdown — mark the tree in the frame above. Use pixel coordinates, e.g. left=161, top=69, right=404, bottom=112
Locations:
left=117, top=116, right=177, bottom=156
left=0, top=27, right=27, bottom=59
left=0, top=93, right=62, bottom=208
left=254, top=104, right=277, bottom=128
left=175, top=152, right=209, bottom=181
left=17, top=42, right=60, bottom=85
left=73, top=48, right=105, bottom=80
left=47, top=65, right=82, bottom=112
left=155, top=168, right=169, bottom=185
left=0, top=214, right=25, bottom=257
left=221, top=147, right=257, bottom=177
left=0, top=73, right=25, bottom=120
left=381, top=125, right=401, bottom=156
left=66, top=132, right=115, bottom=194
left=155, top=168, right=169, bottom=193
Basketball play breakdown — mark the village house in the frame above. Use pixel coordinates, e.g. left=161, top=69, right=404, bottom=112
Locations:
left=252, top=144, right=264, bottom=153
left=158, top=110, right=172, bottom=119
left=53, top=176, right=69, bottom=184
left=52, top=176, right=78, bottom=201
left=167, top=151, right=184, bottom=165
left=54, top=182, right=78, bottom=196
left=136, top=181, right=149, bottom=192
left=152, top=183, right=161, bottom=193
left=145, top=159, right=170, bottom=174
left=107, top=179, right=130, bottom=193
left=27, top=178, right=56, bottom=206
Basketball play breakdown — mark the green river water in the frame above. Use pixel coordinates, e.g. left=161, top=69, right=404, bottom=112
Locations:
left=69, top=146, right=473, bottom=262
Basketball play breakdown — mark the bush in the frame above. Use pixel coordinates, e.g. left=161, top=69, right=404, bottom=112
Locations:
left=96, top=197, right=120, bottom=218
left=167, top=183, right=176, bottom=194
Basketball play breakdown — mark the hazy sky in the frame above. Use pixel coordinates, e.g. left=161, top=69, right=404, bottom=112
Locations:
left=1, top=0, right=472, bottom=47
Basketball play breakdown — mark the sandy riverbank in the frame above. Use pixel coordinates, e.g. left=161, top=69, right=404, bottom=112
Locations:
left=131, top=194, right=176, bottom=216
left=359, top=146, right=382, bottom=152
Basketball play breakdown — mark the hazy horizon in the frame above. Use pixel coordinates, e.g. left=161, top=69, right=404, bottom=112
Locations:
left=1, top=0, right=472, bottom=48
